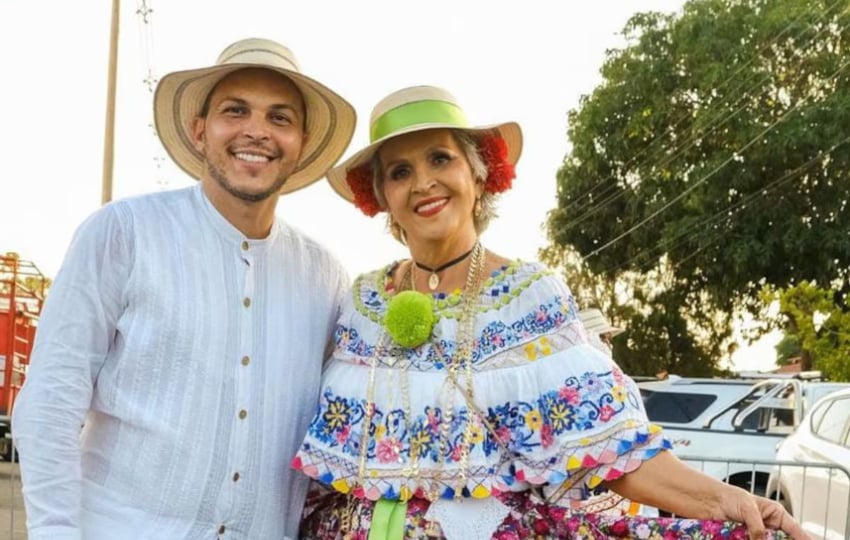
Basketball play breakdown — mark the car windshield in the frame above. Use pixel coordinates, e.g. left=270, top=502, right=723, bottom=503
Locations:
left=641, top=389, right=718, bottom=423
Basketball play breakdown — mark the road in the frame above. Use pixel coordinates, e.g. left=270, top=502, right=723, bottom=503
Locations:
left=0, top=460, right=26, bottom=540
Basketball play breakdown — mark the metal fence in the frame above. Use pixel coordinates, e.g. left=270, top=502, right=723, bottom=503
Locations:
left=679, top=455, right=850, bottom=540
left=2, top=443, right=24, bottom=540
left=3, top=454, right=849, bottom=540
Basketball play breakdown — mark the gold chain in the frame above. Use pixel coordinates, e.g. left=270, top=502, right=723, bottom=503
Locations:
left=449, top=242, right=485, bottom=497
left=352, top=241, right=486, bottom=507
left=400, top=260, right=414, bottom=293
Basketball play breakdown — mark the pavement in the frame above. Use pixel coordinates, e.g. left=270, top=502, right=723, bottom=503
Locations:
left=0, top=460, right=26, bottom=540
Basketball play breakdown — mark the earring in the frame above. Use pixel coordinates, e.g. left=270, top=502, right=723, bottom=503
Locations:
left=387, top=215, right=408, bottom=246
left=474, top=198, right=483, bottom=218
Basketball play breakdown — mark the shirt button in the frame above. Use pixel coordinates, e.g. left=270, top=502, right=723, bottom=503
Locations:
left=238, top=409, right=247, bottom=420
left=218, top=524, right=226, bottom=535
left=241, top=355, right=250, bottom=366
left=241, top=241, right=249, bottom=251
left=243, top=297, right=251, bottom=308
left=233, top=471, right=240, bottom=482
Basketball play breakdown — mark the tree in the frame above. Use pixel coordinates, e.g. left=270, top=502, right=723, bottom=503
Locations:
left=544, top=0, right=850, bottom=372
left=768, top=282, right=850, bottom=381
left=773, top=334, right=801, bottom=366
left=543, top=244, right=732, bottom=377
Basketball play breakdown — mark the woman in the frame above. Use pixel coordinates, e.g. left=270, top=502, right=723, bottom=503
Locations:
left=293, top=86, right=806, bottom=539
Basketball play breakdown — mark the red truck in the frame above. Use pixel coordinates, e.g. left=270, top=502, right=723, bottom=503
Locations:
left=0, top=253, right=45, bottom=461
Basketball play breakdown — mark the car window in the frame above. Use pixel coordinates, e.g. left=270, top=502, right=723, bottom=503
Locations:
left=804, top=383, right=850, bottom=415
left=730, top=382, right=797, bottom=433
left=809, top=397, right=830, bottom=432
left=641, top=390, right=718, bottom=423
left=813, top=397, right=850, bottom=444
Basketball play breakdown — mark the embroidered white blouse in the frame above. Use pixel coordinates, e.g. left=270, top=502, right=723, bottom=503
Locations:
left=293, top=260, right=669, bottom=504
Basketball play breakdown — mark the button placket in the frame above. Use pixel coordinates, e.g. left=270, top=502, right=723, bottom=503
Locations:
left=233, top=244, right=255, bottom=502
left=238, top=249, right=255, bottom=429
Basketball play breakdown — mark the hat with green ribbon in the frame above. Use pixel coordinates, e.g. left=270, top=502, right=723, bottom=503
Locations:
left=325, top=85, right=522, bottom=210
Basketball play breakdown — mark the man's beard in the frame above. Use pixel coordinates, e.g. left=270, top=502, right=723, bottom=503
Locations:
left=206, top=160, right=289, bottom=202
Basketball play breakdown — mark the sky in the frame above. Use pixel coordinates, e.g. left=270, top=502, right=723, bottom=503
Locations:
left=0, top=0, right=780, bottom=370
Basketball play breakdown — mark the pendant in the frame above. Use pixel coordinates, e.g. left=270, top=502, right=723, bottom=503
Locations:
left=428, top=272, right=439, bottom=290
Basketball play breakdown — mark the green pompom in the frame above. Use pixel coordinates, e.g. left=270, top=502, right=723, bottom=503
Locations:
left=384, top=291, right=435, bottom=348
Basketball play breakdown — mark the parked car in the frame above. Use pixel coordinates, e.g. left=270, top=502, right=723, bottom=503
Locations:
left=638, top=372, right=850, bottom=495
left=766, top=388, right=850, bottom=540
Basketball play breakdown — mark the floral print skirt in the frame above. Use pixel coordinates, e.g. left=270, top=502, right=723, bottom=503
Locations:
left=300, top=486, right=789, bottom=539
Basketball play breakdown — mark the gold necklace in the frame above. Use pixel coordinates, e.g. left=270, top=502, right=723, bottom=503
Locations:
left=354, top=242, right=486, bottom=503
left=443, top=242, right=485, bottom=497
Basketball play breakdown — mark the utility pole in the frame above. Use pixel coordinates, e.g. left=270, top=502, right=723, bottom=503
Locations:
left=101, top=0, right=120, bottom=205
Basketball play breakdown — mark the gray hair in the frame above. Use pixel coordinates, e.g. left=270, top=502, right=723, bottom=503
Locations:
left=372, top=129, right=498, bottom=244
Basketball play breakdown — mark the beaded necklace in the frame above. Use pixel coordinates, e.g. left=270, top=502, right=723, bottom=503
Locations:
left=354, top=242, right=486, bottom=503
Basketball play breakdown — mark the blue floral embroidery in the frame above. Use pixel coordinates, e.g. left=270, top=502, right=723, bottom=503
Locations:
left=335, top=296, right=576, bottom=370
left=307, top=369, right=633, bottom=463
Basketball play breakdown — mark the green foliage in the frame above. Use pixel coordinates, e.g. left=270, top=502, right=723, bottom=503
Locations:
left=541, top=245, right=731, bottom=377
left=773, top=334, right=801, bottom=365
left=770, top=282, right=850, bottom=381
left=544, top=0, right=850, bottom=374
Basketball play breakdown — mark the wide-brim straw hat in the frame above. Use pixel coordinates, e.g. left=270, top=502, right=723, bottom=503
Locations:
left=579, top=308, right=625, bottom=337
left=326, top=85, right=523, bottom=203
left=154, top=37, right=356, bottom=194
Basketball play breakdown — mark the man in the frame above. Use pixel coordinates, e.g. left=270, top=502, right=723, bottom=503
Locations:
left=578, top=307, right=624, bottom=357
left=12, top=38, right=356, bottom=540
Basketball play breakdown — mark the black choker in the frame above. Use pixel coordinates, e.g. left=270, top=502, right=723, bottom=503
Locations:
left=414, top=244, right=478, bottom=291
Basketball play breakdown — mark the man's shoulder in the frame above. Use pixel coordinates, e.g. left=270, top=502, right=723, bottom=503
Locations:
left=113, top=185, right=194, bottom=209
left=94, top=185, right=188, bottom=217
left=98, top=186, right=196, bottom=224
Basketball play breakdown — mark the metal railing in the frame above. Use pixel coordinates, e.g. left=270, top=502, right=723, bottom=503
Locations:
left=2, top=443, right=24, bottom=540
left=680, top=456, right=850, bottom=540
left=3, top=453, right=848, bottom=540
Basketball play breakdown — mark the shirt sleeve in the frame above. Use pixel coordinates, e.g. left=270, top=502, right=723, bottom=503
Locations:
left=11, top=202, right=133, bottom=538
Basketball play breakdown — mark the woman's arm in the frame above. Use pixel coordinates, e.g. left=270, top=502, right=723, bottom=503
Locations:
left=605, top=450, right=810, bottom=540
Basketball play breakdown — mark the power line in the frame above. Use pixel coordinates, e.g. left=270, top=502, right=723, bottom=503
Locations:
left=558, top=3, right=826, bottom=216
left=598, top=132, right=850, bottom=276
left=582, top=52, right=850, bottom=262
left=557, top=3, right=848, bottom=234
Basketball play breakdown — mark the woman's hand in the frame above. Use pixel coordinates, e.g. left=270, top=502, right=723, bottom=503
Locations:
left=606, top=450, right=812, bottom=540
left=717, top=489, right=810, bottom=540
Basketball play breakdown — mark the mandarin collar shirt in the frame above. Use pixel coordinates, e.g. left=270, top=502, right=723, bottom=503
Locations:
left=12, top=184, right=348, bottom=540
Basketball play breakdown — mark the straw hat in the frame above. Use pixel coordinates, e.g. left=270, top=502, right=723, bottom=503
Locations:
left=154, top=37, right=356, bottom=194
left=326, top=85, right=523, bottom=203
left=578, top=308, right=624, bottom=337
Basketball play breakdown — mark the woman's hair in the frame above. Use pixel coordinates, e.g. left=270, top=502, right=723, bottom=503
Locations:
left=371, top=129, right=498, bottom=244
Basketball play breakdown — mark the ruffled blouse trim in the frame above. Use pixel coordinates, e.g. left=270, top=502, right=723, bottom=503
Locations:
left=292, top=419, right=670, bottom=503
left=293, top=348, right=671, bottom=502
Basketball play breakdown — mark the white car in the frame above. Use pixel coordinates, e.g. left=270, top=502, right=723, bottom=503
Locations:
left=766, top=387, right=850, bottom=540
left=639, top=373, right=850, bottom=495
